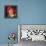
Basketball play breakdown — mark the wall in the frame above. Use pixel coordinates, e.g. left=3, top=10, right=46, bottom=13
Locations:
left=20, top=0, right=46, bottom=24
left=0, top=0, right=46, bottom=45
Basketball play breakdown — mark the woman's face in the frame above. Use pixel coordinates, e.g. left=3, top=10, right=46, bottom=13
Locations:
left=8, top=8, right=14, bottom=15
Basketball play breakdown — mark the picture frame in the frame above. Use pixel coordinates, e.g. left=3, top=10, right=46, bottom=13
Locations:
left=4, top=5, right=17, bottom=19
